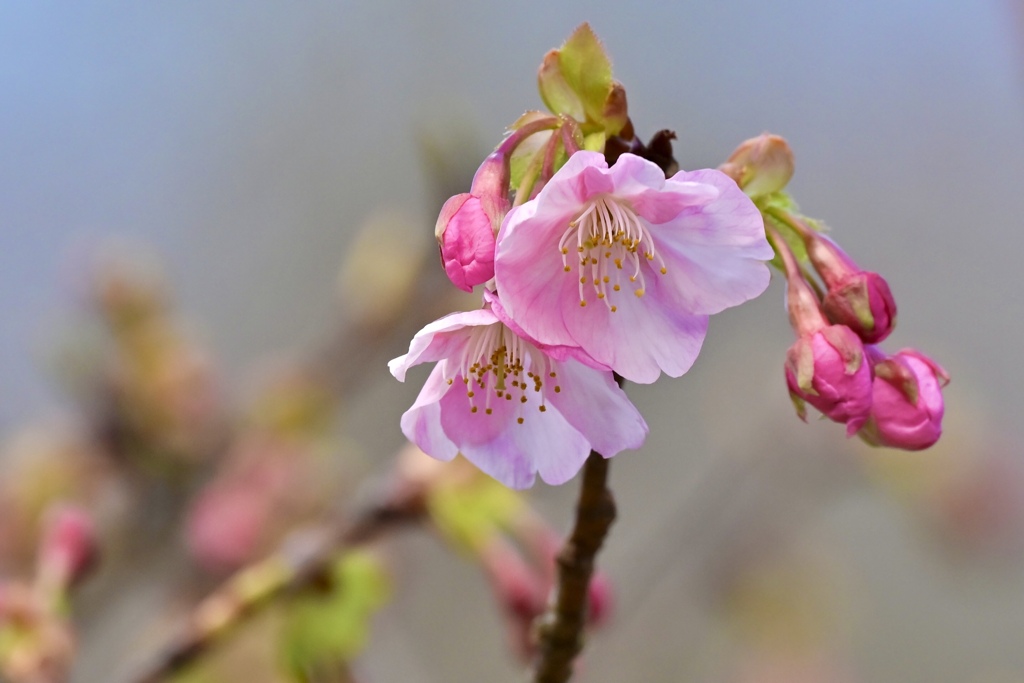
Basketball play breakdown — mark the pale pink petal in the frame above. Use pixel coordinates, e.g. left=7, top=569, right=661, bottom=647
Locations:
left=547, top=360, right=648, bottom=457
left=400, top=364, right=459, bottom=462
left=437, top=373, right=590, bottom=488
left=495, top=205, right=584, bottom=349
left=608, top=154, right=719, bottom=223
left=558, top=281, right=709, bottom=383
left=529, top=151, right=612, bottom=215
left=485, top=288, right=610, bottom=370
left=388, top=308, right=499, bottom=381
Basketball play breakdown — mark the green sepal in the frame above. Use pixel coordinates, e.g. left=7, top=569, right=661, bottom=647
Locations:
left=557, top=23, right=613, bottom=127
left=583, top=131, right=606, bottom=152
left=538, top=50, right=585, bottom=121
left=279, top=551, right=391, bottom=680
left=508, top=111, right=552, bottom=190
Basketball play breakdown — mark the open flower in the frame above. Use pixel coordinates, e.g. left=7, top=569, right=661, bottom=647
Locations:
left=493, top=151, right=773, bottom=383
left=389, top=304, right=647, bottom=489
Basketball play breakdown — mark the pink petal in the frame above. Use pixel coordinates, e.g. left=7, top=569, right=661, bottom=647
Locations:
left=399, top=364, right=459, bottom=462
left=389, top=308, right=499, bottom=381
left=546, top=359, right=648, bottom=457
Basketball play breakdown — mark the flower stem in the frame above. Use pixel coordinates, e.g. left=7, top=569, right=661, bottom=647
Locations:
left=530, top=451, right=616, bottom=683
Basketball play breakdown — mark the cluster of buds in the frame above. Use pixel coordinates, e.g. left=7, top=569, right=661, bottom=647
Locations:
left=722, top=134, right=949, bottom=450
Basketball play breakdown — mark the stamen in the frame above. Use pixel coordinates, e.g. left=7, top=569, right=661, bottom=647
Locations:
left=559, top=195, right=668, bottom=308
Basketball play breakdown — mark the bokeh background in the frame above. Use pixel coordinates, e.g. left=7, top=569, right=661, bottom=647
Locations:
left=2, top=2, right=1024, bottom=682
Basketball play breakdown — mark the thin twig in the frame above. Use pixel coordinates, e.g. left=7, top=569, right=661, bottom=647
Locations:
left=530, top=452, right=616, bottom=683
left=125, top=499, right=424, bottom=683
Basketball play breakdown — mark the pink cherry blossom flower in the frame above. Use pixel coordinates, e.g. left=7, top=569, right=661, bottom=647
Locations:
left=493, top=151, right=773, bottom=383
left=389, top=305, right=647, bottom=489
left=858, top=348, right=948, bottom=450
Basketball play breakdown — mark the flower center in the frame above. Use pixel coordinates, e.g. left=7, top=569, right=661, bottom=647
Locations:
left=445, top=322, right=559, bottom=423
left=558, top=195, right=666, bottom=311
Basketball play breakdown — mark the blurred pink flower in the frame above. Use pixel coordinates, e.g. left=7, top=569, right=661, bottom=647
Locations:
left=493, top=151, right=773, bottom=384
left=389, top=304, right=647, bottom=488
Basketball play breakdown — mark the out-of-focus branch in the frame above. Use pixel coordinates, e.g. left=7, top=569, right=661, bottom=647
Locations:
left=125, top=497, right=425, bottom=683
left=530, top=452, right=616, bottom=683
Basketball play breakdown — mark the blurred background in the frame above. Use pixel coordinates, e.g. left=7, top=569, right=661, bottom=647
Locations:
left=1, top=1, right=1024, bottom=682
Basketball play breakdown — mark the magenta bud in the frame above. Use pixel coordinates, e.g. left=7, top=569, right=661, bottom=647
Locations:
left=801, top=231, right=897, bottom=343
left=859, top=348, right=949, bottom=450
left=434, top=153, right=511, bottom=292
left=785, top=325, right=873, bottom=432
left=821, top=270, right=897, bottom=344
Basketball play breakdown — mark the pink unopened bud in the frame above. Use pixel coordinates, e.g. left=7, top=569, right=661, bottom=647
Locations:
left=720, top=133, right=794, bottom=198
left=774, top=225, right=872, bottom=433
left=859, top=348, right=948, bottom=450
left=785, top=326, right=873, bottom=433
left=38, top=505, right=96, bottom=590
left=802, top=231, right=897, bottom=343
left=435, top=152, right=511, bottom=292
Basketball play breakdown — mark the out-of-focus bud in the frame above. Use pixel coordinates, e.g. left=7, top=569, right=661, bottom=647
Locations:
left=858, top=348, right=949, bottom=450
left=720, top=134, right=794, bottom=199
left=435, top=152, right=510, bottom=292
left=36, top=505, right=97, bottom=594
left=339, top=209, right=427, bottom=331
left=585, top=570, right=614, bottom=627
left=801, top=232, right=897, bottom=344
left=0, top=583, right=75, bottom=683
left=777, top=229, right=872, bottom=433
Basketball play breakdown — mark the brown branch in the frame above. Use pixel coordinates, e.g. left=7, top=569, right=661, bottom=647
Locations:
left=124, top=498, right=424, bottom=683
left=530, top=451, right=616, bottom=683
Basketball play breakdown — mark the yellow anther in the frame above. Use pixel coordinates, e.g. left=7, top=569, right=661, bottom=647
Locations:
left=517, top=417, right=524, bottom=424
left=635, top=289, right=645, bottom=297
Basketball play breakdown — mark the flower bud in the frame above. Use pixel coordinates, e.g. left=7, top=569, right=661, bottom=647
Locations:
left=775, top=225, right=873, bottom=432
left=435, top=152, right=510, bottom=292
left=37, top=505, right=96, bottom=590
left=803, top=232, right=897, bottom=343
left=858, top=348, right=949, bottom=450
left=720, top=134, right=794, bottom=198
left=785, top=325, right=873, bottom=433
